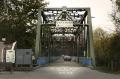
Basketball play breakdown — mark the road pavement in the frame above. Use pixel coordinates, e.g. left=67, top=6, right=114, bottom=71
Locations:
left=0, top=58, right=120, bottom=79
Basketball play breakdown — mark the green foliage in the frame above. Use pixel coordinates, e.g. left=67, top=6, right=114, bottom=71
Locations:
left=93, top=28, right=110, bottom=66
left=94, top=0, right=120, bottom=71
left=108, top=34, right=120, bottom=60
left=0, top=0, right=46, bottom=48
left=94, top=27, right=120, bottom=71
left=111, top=0, right=120, bottom=33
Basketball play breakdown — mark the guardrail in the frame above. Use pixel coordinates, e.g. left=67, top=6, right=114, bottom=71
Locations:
left=71, top=56, right=92, bottom=66
left=36, top=56, right=60, bottom=65
left=36, top=56, right=92, bottom=66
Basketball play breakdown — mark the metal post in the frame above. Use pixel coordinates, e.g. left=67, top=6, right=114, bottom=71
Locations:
left=83, top=25, right=86, bottom=57
left=78, top=35, right=80, bottom=62
left=48, top=28, right=51, bottom=63
left=75, top=35, right=77, bottom=62
left=76, top=35, right=79, bottom=63
left=87, top=8, right=96, bottom=67
left=72, top=39, right=74, bottom=57
left=86, top=26, right=89, bottom=58
left=85, top=26, right=87, bottom=57
left=72, top=36, right=75, bottom=57
left=35, top=8, right=42, bottom=58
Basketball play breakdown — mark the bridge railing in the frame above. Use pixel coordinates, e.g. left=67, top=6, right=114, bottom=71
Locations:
left=71, top=56, right=92, bottom=66
left=36, top=56, right=60, bottom=65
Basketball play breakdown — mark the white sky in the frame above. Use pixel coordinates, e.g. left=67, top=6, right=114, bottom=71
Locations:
left=45, top=0, right=115, bottom=32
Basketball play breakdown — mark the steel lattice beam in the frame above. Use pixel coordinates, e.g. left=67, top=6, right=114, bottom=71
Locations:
left=35, top=7, right=96, bottom=67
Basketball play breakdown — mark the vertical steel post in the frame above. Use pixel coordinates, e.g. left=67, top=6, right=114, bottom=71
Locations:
left=76, top=35, right=79, bottom=63
left=78, top=35, right=81, bottom=62
left=72, top=39, right=74, bottom=56
left=86, top=26, right=89, bottom=58
left=83, top=25, right=86, bottom=57
left=48, top=28, right=51, bottom=63
left=87, top=8, right=96, bottom=67
left=75, top=35, right=77, bottom=62
left=73, top=36, right=75, bottom=56
left=35, top=8, right=42, bottom=58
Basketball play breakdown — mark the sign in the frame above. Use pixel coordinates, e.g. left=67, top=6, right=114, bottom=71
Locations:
left=6, top=50, right=15, bottom=63
left=56, top=21, right=73, bottom=27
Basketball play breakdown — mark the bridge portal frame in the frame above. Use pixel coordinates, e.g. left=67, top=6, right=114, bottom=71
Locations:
left=35, top=7, right=96, bottom=67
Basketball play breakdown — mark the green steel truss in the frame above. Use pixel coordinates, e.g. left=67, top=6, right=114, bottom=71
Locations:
left=35, top=7, right=96, bottom=67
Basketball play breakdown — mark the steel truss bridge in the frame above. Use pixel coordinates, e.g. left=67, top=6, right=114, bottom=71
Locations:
left=35, top=7, right=95, bottom=67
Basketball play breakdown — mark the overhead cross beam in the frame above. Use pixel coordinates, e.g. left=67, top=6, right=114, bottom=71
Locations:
left=41, top=7, right=88, bottom=24
left=43, top=8, right=87, bottom=11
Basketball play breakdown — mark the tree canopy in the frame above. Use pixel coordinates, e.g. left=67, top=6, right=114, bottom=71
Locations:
left=92, top=0, right=120, bottom=71
left=0, top=0, right=46, bottom=48
left=93, top=27, right=120, bottom=71
left=111, top=0, right=120, bottom=33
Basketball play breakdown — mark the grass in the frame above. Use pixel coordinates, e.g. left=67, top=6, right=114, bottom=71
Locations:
left=95, top=66, right=120, bottom=74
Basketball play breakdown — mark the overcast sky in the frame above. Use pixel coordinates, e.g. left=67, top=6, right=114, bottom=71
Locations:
left=45, top=0, right=115, bottom=32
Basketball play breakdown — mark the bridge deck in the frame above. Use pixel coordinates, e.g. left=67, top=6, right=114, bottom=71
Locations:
left=0, top=60, right=120, bottom=79
left=47, top=57, right=81, bottom=67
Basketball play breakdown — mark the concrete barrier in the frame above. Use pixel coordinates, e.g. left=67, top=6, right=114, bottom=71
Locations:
left=79, top=57, right=92, bottom=66
left=37, top=57, right=48, bottom=65
left=70, top=56, right=92, bottom=66
left=36, top=56, right=60, bottom=65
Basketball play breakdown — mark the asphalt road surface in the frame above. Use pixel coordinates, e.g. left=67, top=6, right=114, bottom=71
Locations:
left=0, top=58, right=120, bottom=79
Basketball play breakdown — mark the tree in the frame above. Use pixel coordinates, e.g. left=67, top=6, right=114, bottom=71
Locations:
left=111, top=0, right=120, bottom=34
left=94, top=27, right=120, bottom=71
left=110, top=0, right=120, bottom=71
left=108, top=33, right=120, bottom=71
left=0, top=0, right=46, bottom=48
left=93, top=28, right=110, bottom=66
